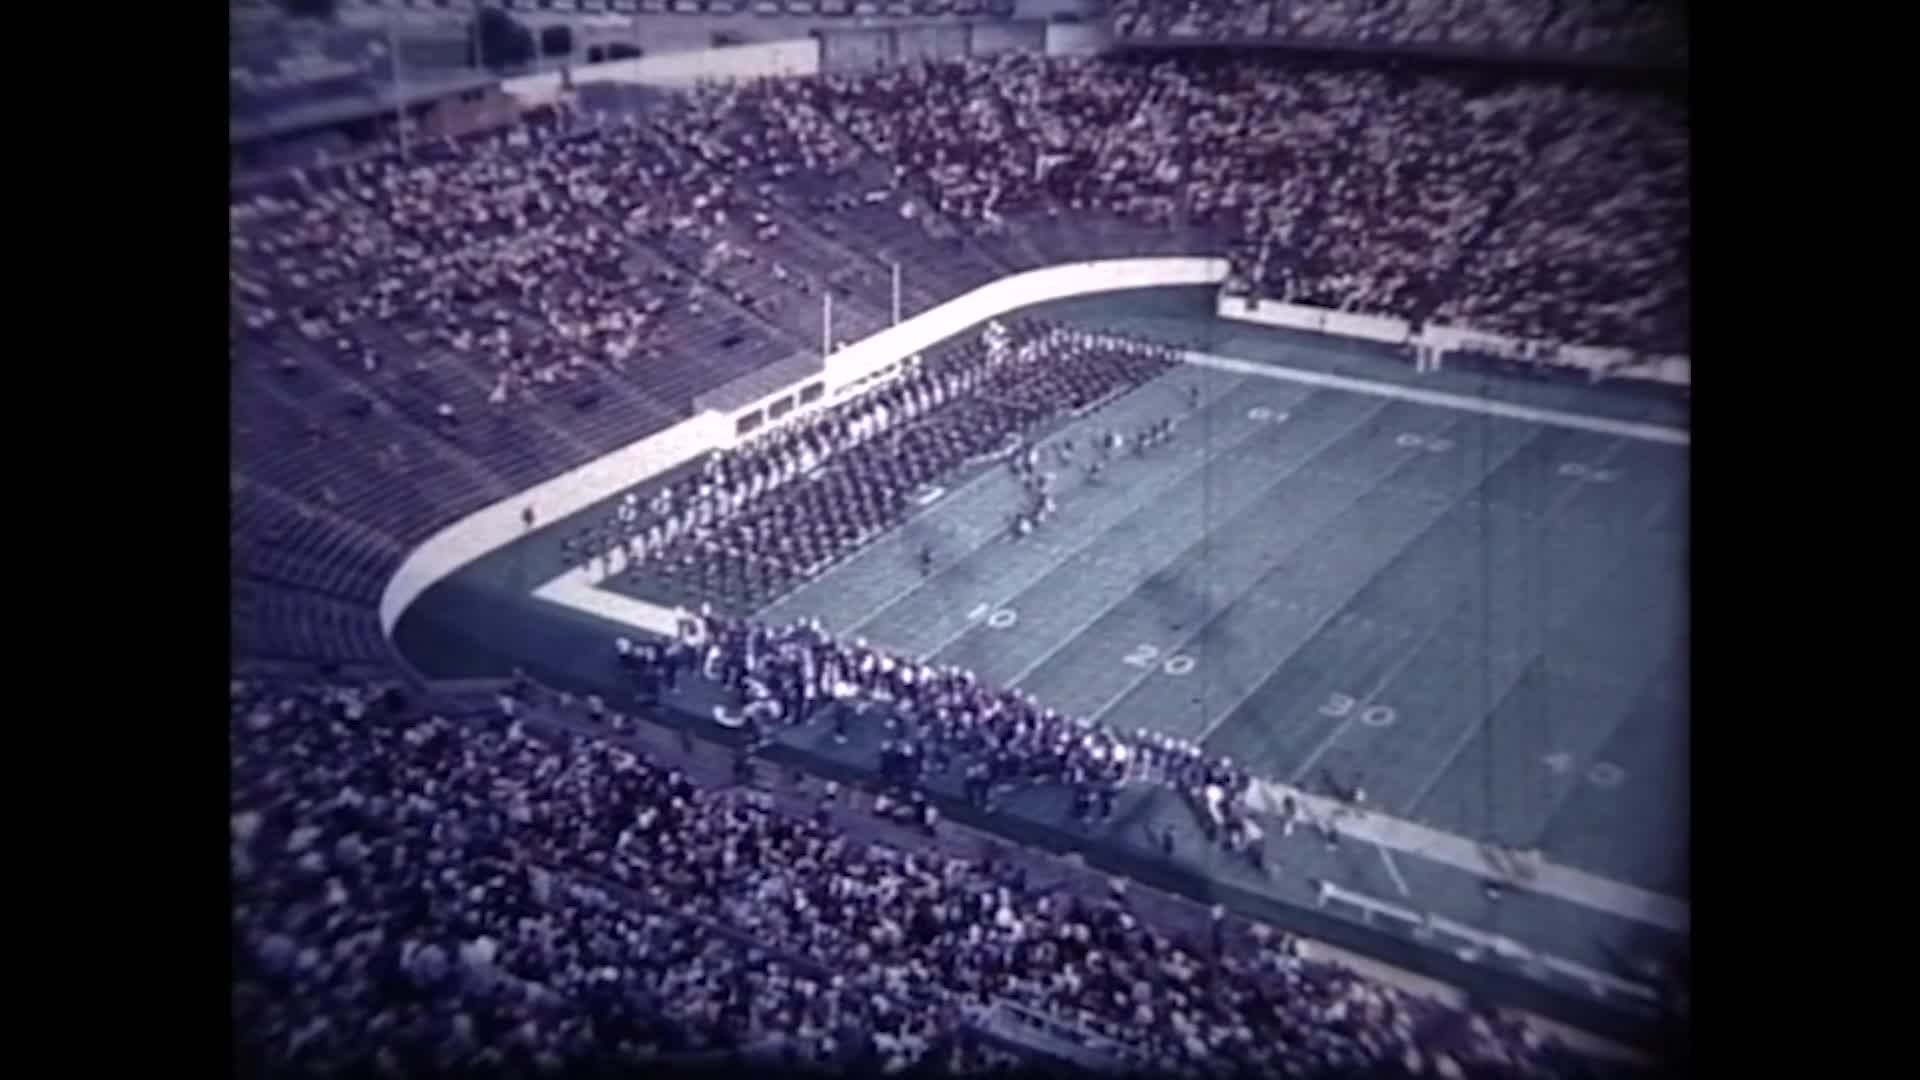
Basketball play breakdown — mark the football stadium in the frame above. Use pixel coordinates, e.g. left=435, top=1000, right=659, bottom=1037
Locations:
left=231, top=2, right=1689, bottom=1076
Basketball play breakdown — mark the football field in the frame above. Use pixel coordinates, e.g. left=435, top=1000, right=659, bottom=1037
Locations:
left=421, top=311, right=1690, bottom=1028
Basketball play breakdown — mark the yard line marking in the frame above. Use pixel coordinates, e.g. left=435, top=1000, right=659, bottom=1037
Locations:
left=864, top=403, right=1289, bottom=664
left=1378, top=845, right=1412, bottom=898
left=1285, top=635, right=1427, bottom=785
left=1082, top=399, right=1497, bottom=726
left=997, top=392, right=1398, bottom=691
left=1397, top=466, right=1679, bottom=819
left=1179, top=350, right=1689, bottom=446
left=1280, top=432, right=1628, bottom=777
left=533, top=571, right=686, bottom=637
left=1076, top=396, right=1447, bottom=727
left=1176, top=416, right=1546, bottom=749
left=762, top=445, right=1031, bottom=626
left=813, top=368, right=1255, bottom=637
left=1252, top=778, right=1689, bottom=933
left=897, top=442, right=1221, bottom=664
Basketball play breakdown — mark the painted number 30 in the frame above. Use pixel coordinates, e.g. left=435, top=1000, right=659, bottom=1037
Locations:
left=1396, top=433, right=1455, bottom=453
left=1248, top=407, right=1291, bottom=424
left=1544, top=752, right=1627, bottom=789
left=1558, top=463, right=1619, bottom=483
left=1124, top=644, right=1196, bottom=676
left=1319, top=693, right=1397, bottom=728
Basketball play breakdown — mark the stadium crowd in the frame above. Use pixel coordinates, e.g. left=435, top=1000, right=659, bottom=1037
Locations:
left=234, top=672, right=1594, bottom=1077
left=1109, top=0, right=1686, bottom=63
left=566, top=321, right=1187, bottom=602
left=232, top=53, right=1687, bottom=435
left=622, top=553, right=1345, bottom=862
left=660, top=52, right=1687, bottom=352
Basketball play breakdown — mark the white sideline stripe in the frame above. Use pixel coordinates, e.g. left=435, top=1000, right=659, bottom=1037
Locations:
left=1283, top=429, right=1632, bottom=783
left=895, top=444, right=1218, bottom=666
left=848, top=372, right=1267, bottom=657
left=1253, top=778, right=1688, bottom=934
left=1005, top=392, right=1394, bottom=695
left=1179, top=350, right=1690, bottom=447
left=1378, top=845, right=1412, bottom=898
left=1393, top=437, right=1645, bottom=819
left=533, top=570, right=685, bottom=638
left=795, top=458, right=1018, bottom=635
left=1190, top=416, right=1549, bottom=753
left=767, top=355, right=1246, bottom=632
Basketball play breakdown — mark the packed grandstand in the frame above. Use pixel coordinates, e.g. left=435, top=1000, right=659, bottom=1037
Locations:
left=230, top=5, right=1688, bottom=1074
left=1107, top=0, right=1686, bottom=64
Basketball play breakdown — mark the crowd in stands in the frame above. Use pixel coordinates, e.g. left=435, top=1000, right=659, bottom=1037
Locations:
left=234, top=670, right=1595, bottom=1076
left=667, top=52, right=1688, bottom=352
left=625, top=600, right=1295, bottom=860
left=565, top=321, right=1186, bottom=603
left=1109, top=1, right=1687, bottom=64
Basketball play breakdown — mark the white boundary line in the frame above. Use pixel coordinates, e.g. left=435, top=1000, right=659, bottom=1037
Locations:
left=1396, top=465, right=1680, bottom=819
left=765, top=361, right=1253, bottom=633
left=789, top=460, right=1017, bottom=634
left=1180, top=350, right=1689, bottom=446
left=848, top=387, right=1279, bottom=663
left=1180, top=414, right=1552, bottom=750
left=1255, top=778, right=1688, bottom=933
left=1281, top=430, right=1630, bottom=780
left=1378, top=845, right=1413, bottom=898
left=892, top=439, right=1226, bottom=665
left=1002, top=391, right=1395, bottom=694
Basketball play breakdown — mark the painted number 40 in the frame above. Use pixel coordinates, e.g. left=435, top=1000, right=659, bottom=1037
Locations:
left=967, top=603, right=1018, bottom=630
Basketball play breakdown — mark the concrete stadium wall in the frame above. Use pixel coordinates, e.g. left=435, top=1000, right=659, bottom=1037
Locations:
left=1218, top=293, right=1691, bottom=388
left=820, top=27, right=892, bottom=71
left=894, top=23, right=972, bottom=63
left=971, top=18, right=1047, bottom=55
left=568, top=36, right=822, bottom=86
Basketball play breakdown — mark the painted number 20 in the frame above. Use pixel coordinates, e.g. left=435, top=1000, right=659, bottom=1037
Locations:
left=1124, top=644, right=1195, bottom=676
